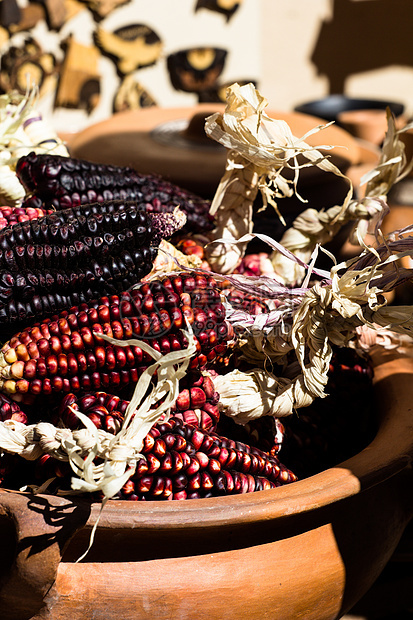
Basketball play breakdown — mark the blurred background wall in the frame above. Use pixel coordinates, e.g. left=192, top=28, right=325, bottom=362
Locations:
left=260, top=0, right=413, bottom=116
left=0, top=0, right=412, bottom=133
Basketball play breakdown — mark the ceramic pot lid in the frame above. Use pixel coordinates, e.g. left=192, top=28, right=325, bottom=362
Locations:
left=68, top=104, right=361, bottom=197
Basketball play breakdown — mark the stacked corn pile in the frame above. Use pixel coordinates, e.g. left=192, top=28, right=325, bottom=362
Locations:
left=1, top=82, right=410, bottom=510
left=0, top=100, right=300, bottom=498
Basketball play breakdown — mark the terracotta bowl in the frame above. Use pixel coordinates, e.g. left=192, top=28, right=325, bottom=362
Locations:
left=1, top=347, right=413, bottom=620
left=66, top=104, right=361, bottom=197
left=337, top=109, right=390, bottom=146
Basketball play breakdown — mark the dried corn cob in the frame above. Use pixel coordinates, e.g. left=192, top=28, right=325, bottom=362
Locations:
left=0, top=392, right=27, bottom=423
left=170, top=370, right=220, bottom=431
left=0, top=201, right=159, bottom=269
left=38, top=405, right=297, bottom=499
left=0, top=272, right=233, bottom=402
left=0, top=202, right=185, bottom=326
left=122, top=417, right=298, bottom=500
left=16, top=152, right=215, bottom=234
left=53, top=372, right=220, bottom=434
left=0, top=394, right=29, bottom=488
left=0, top=205, right=49, bottom=230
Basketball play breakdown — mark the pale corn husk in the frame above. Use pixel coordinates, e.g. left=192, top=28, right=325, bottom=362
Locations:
left=142, top=239, right=202, bottom=281
left=204, top=82, right=348, bottom=275
left=213, top=236, right=413, bottom=424
left=0, top=86, right=69, bottom=206
left=205, top=151, right=260, bottom=273
left=270, top=112, right=413, bottom=286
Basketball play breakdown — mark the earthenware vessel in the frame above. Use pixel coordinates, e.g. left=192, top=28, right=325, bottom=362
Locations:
left=0, top=347, right=412, bottom=620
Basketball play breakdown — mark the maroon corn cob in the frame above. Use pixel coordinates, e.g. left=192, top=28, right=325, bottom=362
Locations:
left=0, top=205, right=49, bottom=230
left=126, top=417, right=297, bottom=500
left=0, top=272, right=233, bottom=403
left=0, top=394, right=29, bottom=488
left=223, top=288, right=271, bottom=316
left=44, top=397, right=297, bottom=500
left=0, top=392, right=28, bottom=423
left=16, top=152, right=215, bottom=234
left=54, top=370, right=220, bottom=434
left=170, top=370, right=220, bottom=432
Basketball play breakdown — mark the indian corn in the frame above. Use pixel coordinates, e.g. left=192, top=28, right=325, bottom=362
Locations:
left=16, top=152, right=215, bottom=234
left=0, top=272, right=233, bottom=402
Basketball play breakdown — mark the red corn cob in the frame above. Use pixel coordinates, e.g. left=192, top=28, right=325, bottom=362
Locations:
left=16, top=152, right=215, bottom=234
left=0, top=394, right=29, bottom=488
left=0, top=205, right=49, bottom=230
left=175, top=236, right=212, bottom=271
left=224, top=287, right=271, bottom=316
left=121, top=417, right=297, bottom=500
left=170, top=370, right=220, bottom=432
left=0, top=272, right=233, bottom=403
left=54, top=370, right=220, bottom=434
left=0, top=392, right=28, bottom=423
left=42, top=401, right=297, bottom=500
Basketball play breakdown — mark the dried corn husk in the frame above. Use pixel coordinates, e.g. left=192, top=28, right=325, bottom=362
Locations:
left=271, top=112, right=413, bottom=286
left=213, top=235, right=413, bottom=424
left=205, top=151, right=259, bottom=274
left=204, top=82, right=347, bottom=274
left=0, top=86, right=69, bottom=206
left=142, top=238, right=202, bottom=281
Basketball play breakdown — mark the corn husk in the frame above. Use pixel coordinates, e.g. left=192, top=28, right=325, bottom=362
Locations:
left=0, top=86, right=69, bottom=206
left=142, top=239, right=202, bottom=281
left=212, top=234, right=413, bottom=424
left=204, top=82, right=347, bottom=274
left=271, top=111, right=413, bottom=286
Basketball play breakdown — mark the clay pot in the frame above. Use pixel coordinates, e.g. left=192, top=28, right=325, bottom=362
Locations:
left=66, top=104, right=361, bottom=198
left=1, top=347, right=413, bottom=620
left=337, top=109, right=390, bottom=146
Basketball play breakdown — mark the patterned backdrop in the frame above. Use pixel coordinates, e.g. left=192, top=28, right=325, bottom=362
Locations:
left=0, top=0, right=261, bottom=132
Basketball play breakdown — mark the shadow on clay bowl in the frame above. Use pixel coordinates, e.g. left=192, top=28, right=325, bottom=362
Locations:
left=294, top=95, right=405, bottom=125
left=0, top=348, right=413, bottom=620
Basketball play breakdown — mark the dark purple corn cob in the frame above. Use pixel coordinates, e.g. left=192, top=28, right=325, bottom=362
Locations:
left=0, top=272, right=233, bottom=403
left=0, top=201, right=185, bottom=326
left=16, top=152, right=215, bottom=234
